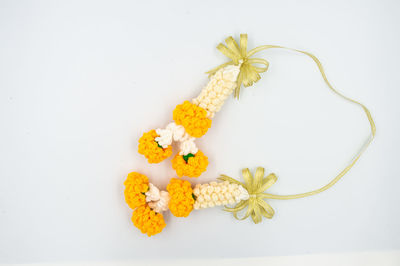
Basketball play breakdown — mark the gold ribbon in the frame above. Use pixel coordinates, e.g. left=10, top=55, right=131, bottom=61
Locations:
left=218, top=167, right=277, bottom=224
left=214, top=34, right=376, bottom=223
left=206, top=34, right=270, bottom=98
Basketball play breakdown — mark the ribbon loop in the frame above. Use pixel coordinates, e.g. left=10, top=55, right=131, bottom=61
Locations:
left=219, top=167, right=277, bottom=223
left=207, top=34, right=272, bottom=98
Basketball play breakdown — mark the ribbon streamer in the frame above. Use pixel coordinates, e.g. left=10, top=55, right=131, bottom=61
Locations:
left=213, top=34, right=376, bottom=223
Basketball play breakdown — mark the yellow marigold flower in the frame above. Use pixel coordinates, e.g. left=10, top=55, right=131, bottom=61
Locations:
left=173, top=101, right=212, bottom=138
left=167, top=178, right=195, bottom=217
left=131, top=205, right=166, bottom=237
left=138, top=129, right=172, bottom=163
left=124, top=172, right=149, bottom=209
left=172, top=150, right=208, bottom=178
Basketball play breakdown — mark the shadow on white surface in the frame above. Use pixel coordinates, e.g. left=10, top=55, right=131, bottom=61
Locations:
left=7, top=250, right=400, bottom=266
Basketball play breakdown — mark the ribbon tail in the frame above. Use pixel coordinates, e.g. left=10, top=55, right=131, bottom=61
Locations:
left=242, top=65, right=260, bottom=87
left=241, top=168, right=254, bottom=192
left=216, top=43, right=240, bottom=64
left=234, top=70, right=244, bottom=99
left=255, top=173, right=277, bottom=194
left=251, top=204, right=262, bottom=224
left=252, top=167, right=265, bottom=191
left=233, top=206, right=252, bottom=221
left=246, top=45, right=279, bottom=57
left=223, top=200, right=248, bottom=213
left=257, top=198, right=275, bottom=219
left=239, top=34, right=248, bottom=57
left=224, top=36, right=241, bottom=60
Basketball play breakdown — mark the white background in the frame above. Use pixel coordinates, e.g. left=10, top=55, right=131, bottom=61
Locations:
left=1, top=0, right=399, bottom=264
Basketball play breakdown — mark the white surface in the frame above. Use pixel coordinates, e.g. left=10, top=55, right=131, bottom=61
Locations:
left=6, top=251, right=400, bottom=266
left=0, top=0, right=399, bottom=263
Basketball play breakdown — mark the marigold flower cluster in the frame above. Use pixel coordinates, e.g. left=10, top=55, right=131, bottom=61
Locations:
left=172, top=101, right=212, bottom=138
left=131, top=205, right=166, bottom=237
left=138, top=130, right=172, bottom=163
left=124, top=172, right=149, bottom=209
left=124, top=172, right=166, bottom=237
left=171, top=150, right=208, bottom=177
left=166, top=178, right=194, bottom=217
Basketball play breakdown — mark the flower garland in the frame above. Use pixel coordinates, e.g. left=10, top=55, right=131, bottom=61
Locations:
left=123, top=171, right=251, bottom=236
left=136, top=62, right=240, bottom=178
left=124, top=34, right=376, bottom=237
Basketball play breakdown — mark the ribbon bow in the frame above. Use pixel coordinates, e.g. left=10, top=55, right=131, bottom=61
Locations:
left=218, top=167, right=277, bottom=224
left=206, top=34, right=270, bottom=98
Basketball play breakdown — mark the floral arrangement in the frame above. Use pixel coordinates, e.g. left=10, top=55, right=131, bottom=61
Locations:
left=124, top=34, right=376, bottom=237
left=124, top=169, right=259, bottom=236
left=137, top=62, right=241, bottom=178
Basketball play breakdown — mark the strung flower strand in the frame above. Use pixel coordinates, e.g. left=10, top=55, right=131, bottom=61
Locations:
left=124, top=33, right=376, bottom=236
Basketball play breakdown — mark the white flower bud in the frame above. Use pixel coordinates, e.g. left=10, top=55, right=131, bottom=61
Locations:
left=218, top=194, right=225, bottom=201
left=204, top=194, right=211, bottom=201
left=192, top=181, right=248, bottom=210
left=211, top=193, right=218, bottom=201
left=220, top=185, right=227, bottom=193
left=197, top=195, right=204, bottom=203
left=146, top=184, right=170, bottom=213
left=192, top=65, right=240, bottom=118
left=145, top=183, right=161, bottom=202
left=193, top=187, right=200, bottom=196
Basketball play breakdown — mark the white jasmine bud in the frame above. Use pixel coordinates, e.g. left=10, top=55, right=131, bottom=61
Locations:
left=192, top=65, right=241, bottom=118
left=192, top=181, right=248, bottom=210
left=193, top=187, right=200, bottom=196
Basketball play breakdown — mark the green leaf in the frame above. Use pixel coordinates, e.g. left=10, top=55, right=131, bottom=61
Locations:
left=183, top=153, right=194, bottom=163
left=155, top=141, right=163, bottom=149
